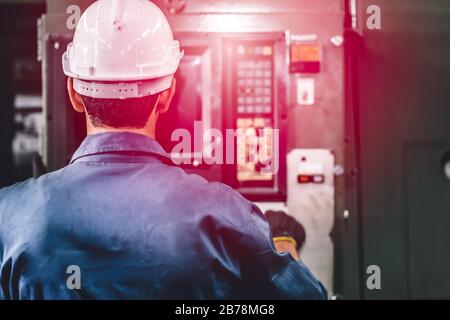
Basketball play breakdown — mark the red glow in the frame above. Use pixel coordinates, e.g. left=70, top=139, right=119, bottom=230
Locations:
left=291, top=44, right=320, bottom=62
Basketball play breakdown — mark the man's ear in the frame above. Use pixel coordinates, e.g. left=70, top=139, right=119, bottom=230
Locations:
left=157, top=77, right=176, bottom=114
left=67, top=77, right=85, bottom=113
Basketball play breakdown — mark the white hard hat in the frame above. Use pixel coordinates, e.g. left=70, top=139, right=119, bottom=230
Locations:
left=62, top=0, right=183, bottom=99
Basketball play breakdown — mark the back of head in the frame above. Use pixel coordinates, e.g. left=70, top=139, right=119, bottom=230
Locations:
left=62, top=0, right=183, bottom=129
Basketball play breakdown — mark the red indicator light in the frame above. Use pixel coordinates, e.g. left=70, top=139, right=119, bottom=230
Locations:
left=297, top=174, right=325, bottom=184
left=298, top=175, right=311, bottom=183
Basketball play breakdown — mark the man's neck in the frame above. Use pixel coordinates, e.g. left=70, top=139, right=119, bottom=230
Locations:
left=84, top=110, right=157, bottom=140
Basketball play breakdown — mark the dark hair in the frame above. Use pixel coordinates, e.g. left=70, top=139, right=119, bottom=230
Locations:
left=80, top=94, right=159, bottom=129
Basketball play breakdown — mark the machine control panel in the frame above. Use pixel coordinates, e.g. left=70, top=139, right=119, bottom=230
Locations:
left=236, top=44, right=273, bottom=115
left=223, top=36, right=287, bottom=201
left=234, top=42, right=276, bottom=188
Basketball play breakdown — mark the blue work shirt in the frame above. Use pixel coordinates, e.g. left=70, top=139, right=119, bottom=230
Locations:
left=0, top=132, right=327, bottom=300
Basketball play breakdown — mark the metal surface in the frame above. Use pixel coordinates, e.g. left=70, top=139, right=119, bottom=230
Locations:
left=348, top=0, right=450, bottom=299
left=405, top=144, right=450, bottom=299
left=287, top=149, right=335, bottom=296
left=40, top=35, right=85, bottom=170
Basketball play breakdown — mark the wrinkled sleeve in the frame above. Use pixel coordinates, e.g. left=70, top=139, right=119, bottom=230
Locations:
left=238, top=203, right=328, bottom=300
left=0, top=188, right=6, bottom=265
left=0, top=188, right=8, bottom=300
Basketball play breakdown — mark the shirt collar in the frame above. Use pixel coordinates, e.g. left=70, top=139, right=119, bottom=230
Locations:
left=70, top=132, right=172, bottom=164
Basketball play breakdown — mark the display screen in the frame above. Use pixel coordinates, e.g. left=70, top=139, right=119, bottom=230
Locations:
left=289, top=42, right=321, bottom=73
left=157, top=49, right=208, bottom=156
left=291, top=43, right=320, bottom=62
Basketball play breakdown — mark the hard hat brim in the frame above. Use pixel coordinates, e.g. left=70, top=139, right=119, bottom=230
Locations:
left=72, top=76, right=174, bottom=99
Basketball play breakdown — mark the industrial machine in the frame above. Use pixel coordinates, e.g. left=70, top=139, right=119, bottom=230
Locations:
left=157, top=32, right=288, bottom=201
